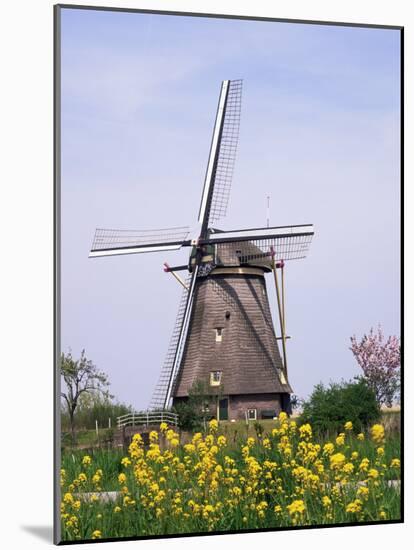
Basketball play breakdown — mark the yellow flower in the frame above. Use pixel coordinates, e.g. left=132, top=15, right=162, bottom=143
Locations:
left=73, top=500, right=81, bottom=510
left=335, top=433, right=345, bottom=446
left=357, top=486, right=369, bottom=499
left=274, top=504, right=282, bottom=514
left=379, top=511, right=387, bottom=520
left=344, top=421, right=353, bottom=431
left=123, top=495, right=136, bottom=506
left=217, top=435, right=227, bottom=447
left=92, top=473, right=101, bottom=484
left=118, top=473, right=127, bottom=484
left=330, top=453, right=346, bottom=470
left=202, top=504, right=215, bottom=518
left=77, top=473, right=87, bottom=483
left=114, top=506, right=121, bottom=513
left=132, top=433, right=143, bottom=444
left=279, top=411, right=288, bottom=422
left=192, top=432, right=203, bottom=444
left=247, top=437, right=255, bottom=447
left=323, top=443, right=335, bottom=455
left=170, top=437, right=179, bottom=447
left=357, top=432, right=365, bottom=441
left=63, top=493, right=74, bottom=505
left=263, top=438, right=271, bottom=450
left=343, top=462, right=354, bottom=474
left=299, top=424, right=312, bottom=439
left=91, top=530, right=102, bottom=539
left=390, top=458, right=400, bottom=469
left=371, top=424, right=385, bottom=444
left=368, top=468, right=379, bottom=479
left=184, top=443, right=196, bottom=453
left=287, top=499, right=306, bottom=515
left=322, top=495, right=332, bottom=508
left=359, top=458, right=370, bottom=472
left=346, top=499, right=362, bottom=514
left=256, top=501, right=268, bottom=512
left=159, top=422, right=168, bottom=433
left=208, top=419, right=218, bottom=433
left=121, top=457, right=131, bottom=467
left=82, top=455, right=92, bottom=466
left=377, top=447, right=385, bottom=457
left=149, top=430, right=158, bottom=443
left=351, top=451, right=359, bottom=460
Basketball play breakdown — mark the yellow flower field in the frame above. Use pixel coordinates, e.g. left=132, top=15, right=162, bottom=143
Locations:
left=60, top=414, right=401, bottom=541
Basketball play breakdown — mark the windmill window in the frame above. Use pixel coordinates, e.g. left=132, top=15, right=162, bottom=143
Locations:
left=215, top=328, right=223, bottom=342
left=247, top=408, right=257, bottom=420
left=210, top=371, right=222, bottom=386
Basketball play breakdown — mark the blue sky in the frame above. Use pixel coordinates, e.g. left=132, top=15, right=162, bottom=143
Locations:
left=60, top=8, right=401, bottom=410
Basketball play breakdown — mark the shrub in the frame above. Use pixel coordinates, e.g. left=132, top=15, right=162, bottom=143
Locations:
left=301, top=379, right=381, bottom=436
left=173, top=400, right=205, bottom=432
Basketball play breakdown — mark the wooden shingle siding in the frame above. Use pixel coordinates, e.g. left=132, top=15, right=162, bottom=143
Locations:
left=172, top=268, right=292, bottom=399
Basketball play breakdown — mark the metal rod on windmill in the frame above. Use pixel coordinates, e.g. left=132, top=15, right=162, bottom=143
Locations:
left=281, top=260, right=286, bottom=337
left=88, top=78, right=315, bottom=419
left=163, top=262, right=189, bottom=290
left=267, top=195, right=270, bottom=228
left=270, top=247, right=288, bottom=374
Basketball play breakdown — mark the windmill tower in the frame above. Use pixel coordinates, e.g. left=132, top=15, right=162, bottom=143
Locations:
left=90, top=80, right=314, bottom=420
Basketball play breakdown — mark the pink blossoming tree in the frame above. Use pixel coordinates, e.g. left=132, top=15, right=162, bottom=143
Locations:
left=350, top=325, right=400, bottom=407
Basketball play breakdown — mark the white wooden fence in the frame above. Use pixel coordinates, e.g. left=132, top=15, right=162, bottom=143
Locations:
left=117, top=410, right=179, bottom=429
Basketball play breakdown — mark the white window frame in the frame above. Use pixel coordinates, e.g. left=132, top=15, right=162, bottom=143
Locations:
left=215, top=327, right=223, bottom=342
left=247, top=408, right=257, bottom=420
left=210, top=370, right=222, bottom=386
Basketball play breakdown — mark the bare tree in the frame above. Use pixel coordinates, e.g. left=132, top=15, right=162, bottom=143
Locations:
left=61, top=349, right=111, bottom=443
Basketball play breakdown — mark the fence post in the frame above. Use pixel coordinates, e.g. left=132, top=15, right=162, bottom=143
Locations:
left=146, top=410, right=149, bottom=427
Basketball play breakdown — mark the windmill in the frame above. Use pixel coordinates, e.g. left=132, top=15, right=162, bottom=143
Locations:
left=89, top=80, right=314, bottom=420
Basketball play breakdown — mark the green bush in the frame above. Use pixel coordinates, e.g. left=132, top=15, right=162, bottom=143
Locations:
left=173, top=400, right=205, bottom=432
left=301, top=379, right=381, bottom=436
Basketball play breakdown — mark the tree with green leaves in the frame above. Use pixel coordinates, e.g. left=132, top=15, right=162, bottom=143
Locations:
left=61, top=349, right=112, bottom=443
left=173, top=378, right=224, bottom=431
left=300, top=379, right=381, bottom=436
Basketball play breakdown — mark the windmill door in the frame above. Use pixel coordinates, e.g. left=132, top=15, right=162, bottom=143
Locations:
left=218, top=398, right=229, bottom=421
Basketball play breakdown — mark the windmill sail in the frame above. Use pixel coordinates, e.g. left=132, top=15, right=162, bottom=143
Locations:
left=149, top=274, right=192, bottom=410
left=198, top=79, right=242, bottom=236
left=205, top=224, right=314, bottom=264
left=89, top=227, right=191, bottom=257
left=150, top=266, right=199, bottom=409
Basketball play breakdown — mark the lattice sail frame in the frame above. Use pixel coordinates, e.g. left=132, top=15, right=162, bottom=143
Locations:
left=206, top=225, right=314, bottom=266
left=89, top=227, right=190, bottom=257
left=214, top=234, right=313, bottom=266
left=208, top=79, right=242, bottom=226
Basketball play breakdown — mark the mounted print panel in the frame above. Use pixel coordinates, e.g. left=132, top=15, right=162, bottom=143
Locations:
left=54, top=5, right=402, bottom=544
